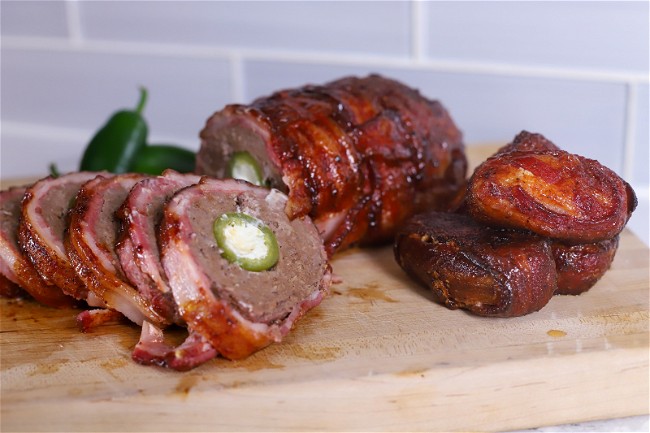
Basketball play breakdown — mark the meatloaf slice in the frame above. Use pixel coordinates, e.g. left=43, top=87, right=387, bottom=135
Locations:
left=160, top=178, right=331, bottom=360
left=0, top=186, right=75, bottom=307
left=116, top=170, right=201, bottom=324
left=18, top=171, right=104, bottom=301
left=66, top=173, right=167, bottom=326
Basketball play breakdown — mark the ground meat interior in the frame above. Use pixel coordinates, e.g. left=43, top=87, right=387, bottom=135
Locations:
left=187, top=189, right=324, bottom=325
left=39, top=182, right=82, bottom=240
left=206, top=125, right=284, bottom=190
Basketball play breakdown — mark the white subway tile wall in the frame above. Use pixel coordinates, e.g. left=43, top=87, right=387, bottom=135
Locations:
left=1, top=0, right=648, bottom=244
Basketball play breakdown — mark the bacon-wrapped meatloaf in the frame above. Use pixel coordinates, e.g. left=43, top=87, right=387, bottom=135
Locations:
left=197, top=74, right=467, bottom=255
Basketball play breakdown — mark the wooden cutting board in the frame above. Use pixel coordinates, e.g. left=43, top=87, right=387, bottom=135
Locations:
left=1, top=146, right=648, bottom=432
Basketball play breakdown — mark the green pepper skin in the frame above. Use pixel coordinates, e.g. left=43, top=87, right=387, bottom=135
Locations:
left=129, top=145, right=196, bottom=175
left=227, top=151, right=266, bottom=186
left=79, top=87, right=148, bottom=173
left=213, top=212, right=279, bottom=272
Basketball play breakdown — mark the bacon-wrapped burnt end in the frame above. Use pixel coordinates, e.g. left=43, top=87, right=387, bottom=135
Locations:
left=197, top=74, right=467, bottom=255
left=466, top=134, right=637, bottom=244
left=394, top=212, right=557, bottom=317
left=552, top=236, right=619, bottom=296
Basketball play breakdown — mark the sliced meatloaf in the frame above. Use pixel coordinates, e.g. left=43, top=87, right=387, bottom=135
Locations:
left=0, top=186, right=75, bottom=307
left=66, top=173, right=167, bottom=326
left=160, top=178, right=331, bottom=360
left=116, top=170, right=201, bottom=324
left=18, top=171, right=104, bottom=301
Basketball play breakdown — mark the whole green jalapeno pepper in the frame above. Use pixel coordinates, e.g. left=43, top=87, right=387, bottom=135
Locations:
left=79, top=87, right=148, bottom=173
left=129, top=144, right=196, bottom=175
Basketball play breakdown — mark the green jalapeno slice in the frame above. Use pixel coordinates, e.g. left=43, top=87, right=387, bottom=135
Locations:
left=226, top=151, right=265, bottom=187
left=213, top=212, right=279, bottom=272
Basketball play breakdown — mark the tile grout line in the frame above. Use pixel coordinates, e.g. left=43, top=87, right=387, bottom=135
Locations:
left=411, top=0, right=427, bottom=62
left=2, top=35, right=648, bottom=85
left=64, top=0, right=83, bottom=46
left=622, top=82, right=638, bottom=182
left=230, top=54, right=245, bottom=103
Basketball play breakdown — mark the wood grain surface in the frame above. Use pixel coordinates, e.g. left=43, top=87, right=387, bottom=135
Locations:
left=1, top=146, right=648, bottom=432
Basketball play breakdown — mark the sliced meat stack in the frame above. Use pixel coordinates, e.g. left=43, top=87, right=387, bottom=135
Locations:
left=395, top=131, right=636, bottom=317
left=160, top=178, right=331, bottom=360
left=197, top=74, right=467, bottom=255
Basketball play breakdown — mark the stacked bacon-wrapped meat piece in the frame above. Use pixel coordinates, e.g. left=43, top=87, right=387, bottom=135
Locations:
left=395, top=131, right=637, bottom=317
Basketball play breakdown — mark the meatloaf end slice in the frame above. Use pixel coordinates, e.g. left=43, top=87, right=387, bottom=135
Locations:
left=196, top=105, right=283, bottom=190
left=160, top=178, right=331, bottom=360
left=116, top=170, right=201, bottom=324
left=0, top=186, right=76, bottom=307
left=18, top=171, right=104, bottom=301
left=66, top=173, right=167, bottom=326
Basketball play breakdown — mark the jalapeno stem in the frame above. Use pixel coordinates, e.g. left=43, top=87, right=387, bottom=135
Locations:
left=135, top=86, right=148, bottom=115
